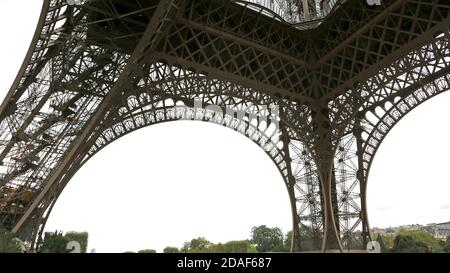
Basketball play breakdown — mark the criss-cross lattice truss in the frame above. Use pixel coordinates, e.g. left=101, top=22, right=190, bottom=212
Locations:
left=0, top=0, right=449, bottom=252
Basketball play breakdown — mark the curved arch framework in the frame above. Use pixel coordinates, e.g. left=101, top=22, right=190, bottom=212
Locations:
left=28, top=83, right=326, bottom=252
left=1, top=0, right=450, bottom=253
left=359, top=33, right=450, bottom=178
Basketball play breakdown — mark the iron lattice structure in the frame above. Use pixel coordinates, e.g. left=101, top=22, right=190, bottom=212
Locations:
left=0, top=0, right=449, bottom=252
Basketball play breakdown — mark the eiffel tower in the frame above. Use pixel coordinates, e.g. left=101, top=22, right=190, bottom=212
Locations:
left=0, top=0, right=449, bottom=252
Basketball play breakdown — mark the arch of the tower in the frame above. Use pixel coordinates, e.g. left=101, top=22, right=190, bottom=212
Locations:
left=357, top=66, right=450, bottom=230
left=358, top=30, right=450, bottom=179
left=0, top=0, right=325, bottom=248
left=328, top=27, right=450, bottom=248
left=18, top=74, right=329, bottom=252
left=4, top=0, right=450, bottom=254
left=302, top=27, right=450, bottom=251
left=0, top=0, right=350, bottom=253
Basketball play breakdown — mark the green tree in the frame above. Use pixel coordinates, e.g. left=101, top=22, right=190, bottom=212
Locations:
left=208, top=240, right=253, bottom=253
left=374, top=233, right=395, bottom=250
left=391, top=235, right=430, bottom=253
left=246, top=244, right=258, bottom=253
left=376, top=234, right=386, bottom=253
left=179, top=238, right=257, bottom=253
left=64, top=231, right=88, bottom=253
left=396, top=229, right=443, bottom=252
left=283, top=231, right=293, bottom=252
left=444, top=235, right=450, bottom=253
left=190, top=237, right=211, bottom=250
left=138, top=249, right=157, bottom=253
left=39, top=231, right=70, bottom=253
left=283, top=230, right=292, bottom=252
left=223, top=240, right=251, bottom=253
left=250, top=225, right=284, bottom=253
left=0, top=228, right=22, bottom=253
left=303, top=226, right=323, bottom=251
left=164, top=246, right=180, bottom=253
left=207, top=243, right=225, bottom=253
left=182, top=237, right=211, bottom=253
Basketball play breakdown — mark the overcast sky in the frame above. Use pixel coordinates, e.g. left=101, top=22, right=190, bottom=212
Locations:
left=0, top=1, right=448, bottom=253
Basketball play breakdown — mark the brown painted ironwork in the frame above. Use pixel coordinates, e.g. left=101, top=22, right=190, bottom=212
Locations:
left=0, top=0, right=449, bottom=252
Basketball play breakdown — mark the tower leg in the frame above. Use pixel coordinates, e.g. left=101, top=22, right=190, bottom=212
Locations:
left=287, top=186, right=302, bottom=252
left=280, top=120, right=302, bottom=252
left=312, top=104, right=343, bottom=252
left=355, top=120, right=372, bottom=247
left=318, top=162, right=343, bottom=252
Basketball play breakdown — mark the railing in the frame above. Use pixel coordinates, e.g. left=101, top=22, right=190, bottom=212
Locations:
left=235, top=0, right=345, bottom=29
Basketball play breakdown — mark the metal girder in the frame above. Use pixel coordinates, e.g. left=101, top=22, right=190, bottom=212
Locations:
left=0, top=0, right=450, bottom=253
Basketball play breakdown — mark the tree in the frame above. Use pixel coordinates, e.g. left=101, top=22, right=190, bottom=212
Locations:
left=444, top=235, right=450, bottom=253
left=246, top=244, right=258, bottom=253
left=250, top=225, right=284, bottom=253
left=380, top=234, right=395, bottom=250
left=182, top=237, right=211, bottom=253
left=282, top=229, right=318, bottom=252
left=396, top=229, right=443, bottom=252
left=189, top=237, right=211, bottom=250
left=209, top=240, right=254, bottom=253
left=283, top=231, right=292, bottom=252
left=376, top=234, right=386, bottom=253
left=223, top=240, right=250, bottom=253
left=164, top=246, right=180, bottom=253
left=39, top=231, right=70, bottom=253
left=138, top=249, right=157, bottom=253
left=302, top=226, right=322, bottom=251
left=179, top=238, right=257, bottom=253
left=391, top=235, right=430, bottom=253
left=0, top=228, right=22, bottom=253
left=206, top=242, right=224, bottom=253
left=64, top=231, right=88, bottom=253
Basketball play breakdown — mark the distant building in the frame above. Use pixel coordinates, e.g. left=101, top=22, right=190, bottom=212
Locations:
left=371, top=221, right=450, bottom=239
left=398, top=224, right=422, bottom=231
left=385, top=228, right=396, bottom=234
left=370, top=227, right=395, bottom=235
left=426, top=222, right=450, bottom=240
left=371, top=227, right=385, bottom=235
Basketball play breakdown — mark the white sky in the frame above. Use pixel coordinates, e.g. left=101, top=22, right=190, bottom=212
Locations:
left=0, top=0, right=448, bottom=253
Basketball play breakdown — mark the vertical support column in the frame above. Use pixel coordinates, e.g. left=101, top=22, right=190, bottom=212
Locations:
left=279, top=118, right=301, bottom=252
left=317, top=159, right=342, bottom=251
left=301, top=0, right=311, bottom=21
left=33, top=194, right=60, bottom=252
left=13, top=205, right=44, bottom=251
left=20, top=143, right=95, bottom=251
left=287, top=185, right=302, bottom=252
left=354, top=118, right=371, bottom=247
left=14, top=180, right=64, bottom=251
left=330, top=165, right=340, bottom=236
left=312, top=103, right=343, bottom=252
